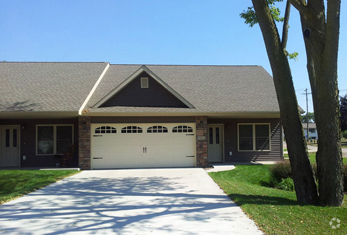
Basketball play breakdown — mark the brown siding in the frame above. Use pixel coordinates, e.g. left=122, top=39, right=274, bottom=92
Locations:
left=100, top=72, right=189, bottom=108
left=0, top=118, right=79, bottom=167
left=208, top=118, right=282, bottom=162
left=91, top=116, right=196, bottom=123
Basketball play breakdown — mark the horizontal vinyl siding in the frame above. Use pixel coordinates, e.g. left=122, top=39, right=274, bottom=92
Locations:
left=101, top=72, right=188, bottom=108
left=91, top=116, right=196, bottom=123
left=208, top=118, right=282, bottom=162
left=0, top=118, right=78, bottom=167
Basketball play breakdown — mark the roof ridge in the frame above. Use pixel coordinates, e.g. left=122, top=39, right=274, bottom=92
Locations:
left=0, top=61, right=108, bottom=63
left=109, top=64, right=260, bottom=67
left=0, top=62, right=260, bottom=67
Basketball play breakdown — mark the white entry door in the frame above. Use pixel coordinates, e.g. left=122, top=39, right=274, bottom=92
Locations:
left=208, top=124, right=223, bottom=162
left=1, top=126, right=20, bottom=167
left=91, top=123, right=196, bottom=169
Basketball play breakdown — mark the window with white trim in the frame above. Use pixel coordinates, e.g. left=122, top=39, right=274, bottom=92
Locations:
left=238, top=124, right=270, bottom=151
left=121, top=126, right=143, bottom=133
left=147, top=125, right=168, bottom=133
left=37, top=125, right=73, bottom=155
left=95, top=126, right=116, bottom=134
left=172, top=125, right=193, bottom=133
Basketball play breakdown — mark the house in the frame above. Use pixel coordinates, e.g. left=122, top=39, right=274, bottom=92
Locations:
left=0, top=62, right=283, bottom=169
left=303, top=123, right=318, bottom=139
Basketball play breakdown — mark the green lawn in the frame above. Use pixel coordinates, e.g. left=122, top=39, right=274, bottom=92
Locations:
left=209, top=165, right=347, bottom=235
left=307, top=139, right=347, bottom=149
left=284, top=153, right=347, bottom=164
left=0, top=170, right=80, bottom=204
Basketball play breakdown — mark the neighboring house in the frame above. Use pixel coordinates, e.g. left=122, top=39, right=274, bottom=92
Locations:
left=0, top=62, right=283, bottom=169
left=303, top=123, right=318, bottom=139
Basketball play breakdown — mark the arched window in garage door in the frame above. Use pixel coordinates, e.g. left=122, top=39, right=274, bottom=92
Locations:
left=147, top=125, right=168, bottom=133
left=95, top=126, right=117, bottom=134
left=121, top=126, right=143, bottom=133
left=172, top=125, right=193, bottom=133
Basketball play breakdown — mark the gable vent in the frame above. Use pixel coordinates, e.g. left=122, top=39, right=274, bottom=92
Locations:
left=141, top=77, right=149, bottom=88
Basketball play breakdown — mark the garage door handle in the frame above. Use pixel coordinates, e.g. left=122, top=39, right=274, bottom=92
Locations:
left=186, top=156, right=194, bottom=158
left=93, top=157, right=102, bottom=159
left=143, top=147, right=147, bottom=153
left=93, top=135, right=102, bottom=137
left=186, top=134, right=194, bottom=136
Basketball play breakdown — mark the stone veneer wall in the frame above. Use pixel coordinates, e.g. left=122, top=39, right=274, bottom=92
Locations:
left=196, top=116, right=208, bottom=167
left=78, top=116, right=91, bottom=170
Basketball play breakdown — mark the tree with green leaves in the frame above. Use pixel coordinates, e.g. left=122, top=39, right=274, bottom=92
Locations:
left=341, top=94, right=347, bottom=131
left=241, top=0, right=343, bottom=206
left=301, top=112, right=315, bottom=123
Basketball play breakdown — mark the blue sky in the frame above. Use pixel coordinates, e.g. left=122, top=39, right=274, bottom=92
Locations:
left=1, top=0, right=346, bottom=113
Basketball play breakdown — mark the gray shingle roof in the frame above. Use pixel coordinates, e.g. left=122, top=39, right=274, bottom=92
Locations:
left=0, top=63, right=280, bottom=115
left=0, top=62, right=108, bottom=112
left=87, top=65, right=279, bottom=114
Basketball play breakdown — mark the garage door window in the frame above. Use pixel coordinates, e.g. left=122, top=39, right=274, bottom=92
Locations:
left=121, top=126, right=143, bottom=133
left=147, top=125, right=168, bottom=133
left=172, top=125, right=193, bottom=133
left=95, top=126, right=116, bottom=134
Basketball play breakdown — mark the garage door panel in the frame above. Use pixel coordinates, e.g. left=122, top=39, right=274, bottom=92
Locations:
left=91, top=123, right=196, bottom=169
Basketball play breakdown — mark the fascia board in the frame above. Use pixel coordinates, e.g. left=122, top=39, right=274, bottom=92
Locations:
left=78, top=63, right=110, bottom=115
left=94, top=65, right=195, bottom=109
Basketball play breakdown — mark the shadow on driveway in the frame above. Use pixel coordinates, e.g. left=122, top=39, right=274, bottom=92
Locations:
left=0, top=169, right=262, bottom=235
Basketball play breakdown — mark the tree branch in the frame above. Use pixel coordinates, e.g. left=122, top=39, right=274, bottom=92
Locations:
left=288, top=0, right=310, bottom=15
left=281, top=1, right=291, bottom=50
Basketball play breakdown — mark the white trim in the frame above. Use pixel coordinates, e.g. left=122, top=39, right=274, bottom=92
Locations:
left=237, top=123, right=271, bottom=152
left=78, top=63, right=110, bottom=115
left=36, top=124, right=74, bottom=155
left=93, top=65, right=195, bottom=109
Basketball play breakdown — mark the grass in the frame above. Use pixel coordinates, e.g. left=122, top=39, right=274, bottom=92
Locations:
left=209, top=165, right=347, bottom=235
left=284, top=153, right=347, bottom=164
left=0, top=170, right=80, bottom=204
left=307, top=139, right=347, bottom=148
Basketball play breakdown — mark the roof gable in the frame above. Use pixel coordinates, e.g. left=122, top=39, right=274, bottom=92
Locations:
left=94, top=66, right=194, bottom=109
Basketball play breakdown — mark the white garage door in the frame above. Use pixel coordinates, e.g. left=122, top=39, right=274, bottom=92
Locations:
left=91, top=123, right=196, bottom=169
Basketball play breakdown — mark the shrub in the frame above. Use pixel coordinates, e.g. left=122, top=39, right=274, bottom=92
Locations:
left=270, top=161, right=292, bottom=183
left=276, top=178, right=295, bottom=191
left=342, top=130, right=347, bottom=139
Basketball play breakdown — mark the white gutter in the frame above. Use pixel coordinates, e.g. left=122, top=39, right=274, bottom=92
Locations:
left=78, top=63, right=110, bottom=115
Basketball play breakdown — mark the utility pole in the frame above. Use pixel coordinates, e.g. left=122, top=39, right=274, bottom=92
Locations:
left=303, top=89, right=311, bottom=142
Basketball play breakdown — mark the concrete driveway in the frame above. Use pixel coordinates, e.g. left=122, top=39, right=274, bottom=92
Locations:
left=0, top=168, right=262, bottom=235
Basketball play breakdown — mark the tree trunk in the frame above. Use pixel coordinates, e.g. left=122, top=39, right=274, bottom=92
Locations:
left=297, top=0, right=344, bottom=206
left=252, top=0, right=319, bottom=204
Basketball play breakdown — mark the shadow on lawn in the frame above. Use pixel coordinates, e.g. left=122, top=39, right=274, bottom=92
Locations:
left=228, top=194, right=299, bottom=206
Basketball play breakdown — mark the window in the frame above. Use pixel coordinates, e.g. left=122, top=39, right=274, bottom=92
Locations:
left=141, top=77, right=149, bottom=88
left=37, top=125, right=73, bottom=155
left=309, top=128, right=315, bottom=133
left=172, top=125, right=193, bottom=133
left=121, top=126, right=143, bottom=133
left=95, top=126, right=116, bottom=134
left=147, top=125, right=168, bottom=133
left=238, top=124, right=270, bottom=151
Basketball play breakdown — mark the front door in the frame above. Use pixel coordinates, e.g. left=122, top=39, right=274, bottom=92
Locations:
left=208, top=124, right=223, bottom=162
left=1, top=126, right=20, bottom=167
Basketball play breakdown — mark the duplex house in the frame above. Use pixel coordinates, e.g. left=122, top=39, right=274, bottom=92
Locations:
left=0, top=62, right=283, bottom=169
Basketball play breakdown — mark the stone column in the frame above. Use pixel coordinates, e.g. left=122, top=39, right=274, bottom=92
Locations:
left=78, top=116, right=91, bottom=170
left=196, top=116, right=208, bottom=167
